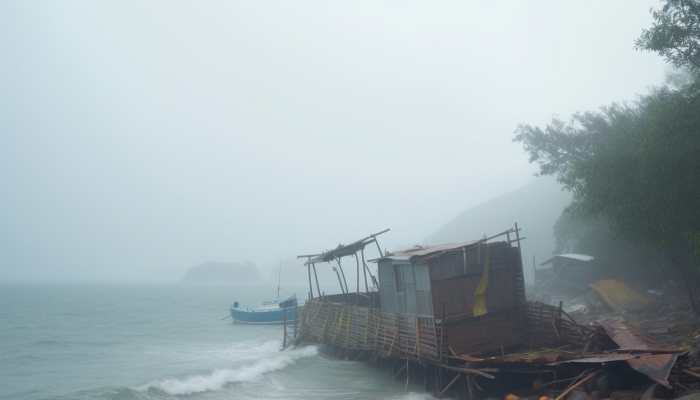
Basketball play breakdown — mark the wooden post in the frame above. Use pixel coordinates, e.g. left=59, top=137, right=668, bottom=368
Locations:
left=294, top=297, right=298, bottom=340
left=467, top=373, right=474, bottom=400
left=334, top=267, right=345, bottom=294
left=439, top=301, right=446, bottom=362
left=374, top=237, right=383, bottom=257
left=405, top=360, right=410, bottom=392
left=438, top=373, right=461, bottom=399
left=387, top=327, right=399, bottom=357
left=336, top=259, right=349, bottom=295
left=463, top=247, right=467, bottom=274
left=415, top=317, right=421, bottom=360
left=312, top=262, right=321, bottom=298
left=283, top=301, right=287, bottom=349
left=361, top=248, right=369, bottom=292
left=515, top=222, right=525, bottom=303
left=307, top=264, right=314, bottom=299
left=533, top=255, right=537, bottom=286
left=553, top=369, right=603, bottom=400
left=355, top=252, right=360, bottom=306
left=364, top=308, right=369, bottom=348
left=514, top=223, right=523, bottom=261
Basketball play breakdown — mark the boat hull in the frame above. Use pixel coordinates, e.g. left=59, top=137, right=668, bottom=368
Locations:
left=229, top=306, right=300, bottom=324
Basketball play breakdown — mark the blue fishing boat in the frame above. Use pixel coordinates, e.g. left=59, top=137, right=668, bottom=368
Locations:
left=229, top=294, right=301, bottom=324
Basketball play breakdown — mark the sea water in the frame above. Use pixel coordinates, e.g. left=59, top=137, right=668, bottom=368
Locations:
left=0, top=282, right=435, bottom=400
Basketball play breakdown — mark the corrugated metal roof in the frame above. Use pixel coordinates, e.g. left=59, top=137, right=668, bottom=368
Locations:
left=600, top=321, right=679, bottom=352
left=589, top=280, right=652, bottom=312
left=627, top=354, right=677, bottom=387
left=539, top=253, right=594, bottom=265
left=380, top=240, right=480, bottom=261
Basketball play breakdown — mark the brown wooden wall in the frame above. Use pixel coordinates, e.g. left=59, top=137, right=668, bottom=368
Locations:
left=299, top=299, right=600, bottom=361
left=444, top=306, right=525, bottom=356
left=429, top=244, right=523, bottom=318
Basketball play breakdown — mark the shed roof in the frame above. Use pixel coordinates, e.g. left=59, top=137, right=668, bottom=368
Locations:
left=539, top=253, right=594, bottom=266
left=380, top=240, right=480, bottom=262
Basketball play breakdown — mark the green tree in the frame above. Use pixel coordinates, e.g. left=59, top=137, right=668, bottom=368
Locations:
left=635, top=0, right=700, bottom=73
left=514, top=79, right=700, bottom=322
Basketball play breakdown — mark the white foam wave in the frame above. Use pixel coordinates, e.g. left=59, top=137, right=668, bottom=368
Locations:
left=144, top=339, right=282, bottom=364
left=137, top=345, right=318, bottom=395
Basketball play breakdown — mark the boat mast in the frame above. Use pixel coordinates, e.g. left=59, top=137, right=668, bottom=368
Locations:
left=277, top=253, right=282, bottom=300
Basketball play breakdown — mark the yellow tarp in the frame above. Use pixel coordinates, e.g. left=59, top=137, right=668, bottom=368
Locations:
left=589, top=279, right=652, bottom=312
left=472, top=243, right=490, bottom=317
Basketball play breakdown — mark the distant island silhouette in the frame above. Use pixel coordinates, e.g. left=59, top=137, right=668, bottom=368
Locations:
left=181, top=261, right=261, bottom=282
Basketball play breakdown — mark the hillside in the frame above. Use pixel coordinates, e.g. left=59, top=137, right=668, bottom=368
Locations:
left=424, top=177, right=571, bottom=283
left=181, top=261, right=261, bottom=282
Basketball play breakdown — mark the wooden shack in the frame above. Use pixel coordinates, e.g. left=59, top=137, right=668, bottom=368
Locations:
left=377, top=236, right=526, bottom=355
left=297, top=225, right=528, bottom=360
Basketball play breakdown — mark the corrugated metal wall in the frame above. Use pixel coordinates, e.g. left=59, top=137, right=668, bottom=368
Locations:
left=378, top=260, right=398, bottom=313
left=379, top=260, right=434, bottom=318
left=414, top=262, right=434, bottom=316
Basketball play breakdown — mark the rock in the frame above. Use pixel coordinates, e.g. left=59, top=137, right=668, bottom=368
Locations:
left=589, top=390, right=602, bottom=400
left=586, top=377, right=598, bottom=394
left=567, top=391, right=588, bottom=400
left=596, top=375, right=610, bottom=393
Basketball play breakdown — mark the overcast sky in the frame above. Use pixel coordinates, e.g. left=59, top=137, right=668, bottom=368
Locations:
left=0, top=1, right=667, bottom=281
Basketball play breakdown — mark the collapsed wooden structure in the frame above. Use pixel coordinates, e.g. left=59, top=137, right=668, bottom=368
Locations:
left=292, top=226, right=693, bottom=399
left=298, top=226, right=527, bottom=360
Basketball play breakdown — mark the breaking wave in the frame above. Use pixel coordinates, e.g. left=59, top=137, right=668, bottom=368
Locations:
left=135, top=345, right=318, bottom=395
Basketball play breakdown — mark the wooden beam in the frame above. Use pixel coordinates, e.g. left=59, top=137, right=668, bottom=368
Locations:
left=438, top=373, right=461, bottom=398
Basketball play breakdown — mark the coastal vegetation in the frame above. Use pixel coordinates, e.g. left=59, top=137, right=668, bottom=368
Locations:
left=514, top=0, right=700, bottom=321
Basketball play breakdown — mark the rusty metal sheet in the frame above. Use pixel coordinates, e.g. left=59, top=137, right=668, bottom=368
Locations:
left=540, top=254, right=594, bottom=265
left=463, top=350, right=566, bottom=364
left=602, top=321, right=679, bottom=352
left=381, top=241, right=479, bottom=261
left=556, top=354, right=641, bottom=363
left=626, top=354, right=677, bottom=388
left=589, top=280, right=651, bottom=312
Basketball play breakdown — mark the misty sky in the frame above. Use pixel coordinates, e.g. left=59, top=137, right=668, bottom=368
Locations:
left=0, top=1, right=667, bottom=281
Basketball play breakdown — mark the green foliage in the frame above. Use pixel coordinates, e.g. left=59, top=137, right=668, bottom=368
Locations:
left=635, top=0, right=700, bottom=73
left=514, top=78, right=700, bottom=260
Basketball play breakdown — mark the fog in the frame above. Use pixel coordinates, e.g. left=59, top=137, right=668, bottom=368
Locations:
left=0, top=1, right=666, bottom=281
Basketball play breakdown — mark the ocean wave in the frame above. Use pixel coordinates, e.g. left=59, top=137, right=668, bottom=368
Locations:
left=143, top=339, right=282, bottom=364
left=135, top=345, right=318, bottom=395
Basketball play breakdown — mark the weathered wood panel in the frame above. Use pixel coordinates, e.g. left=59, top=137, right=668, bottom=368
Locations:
left=300, top=297, right=442, bottom=361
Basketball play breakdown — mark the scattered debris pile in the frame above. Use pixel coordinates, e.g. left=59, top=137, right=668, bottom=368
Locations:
left=568, top=279, right=699, bottom=350
left=440, top=302, right=699, bottom=400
